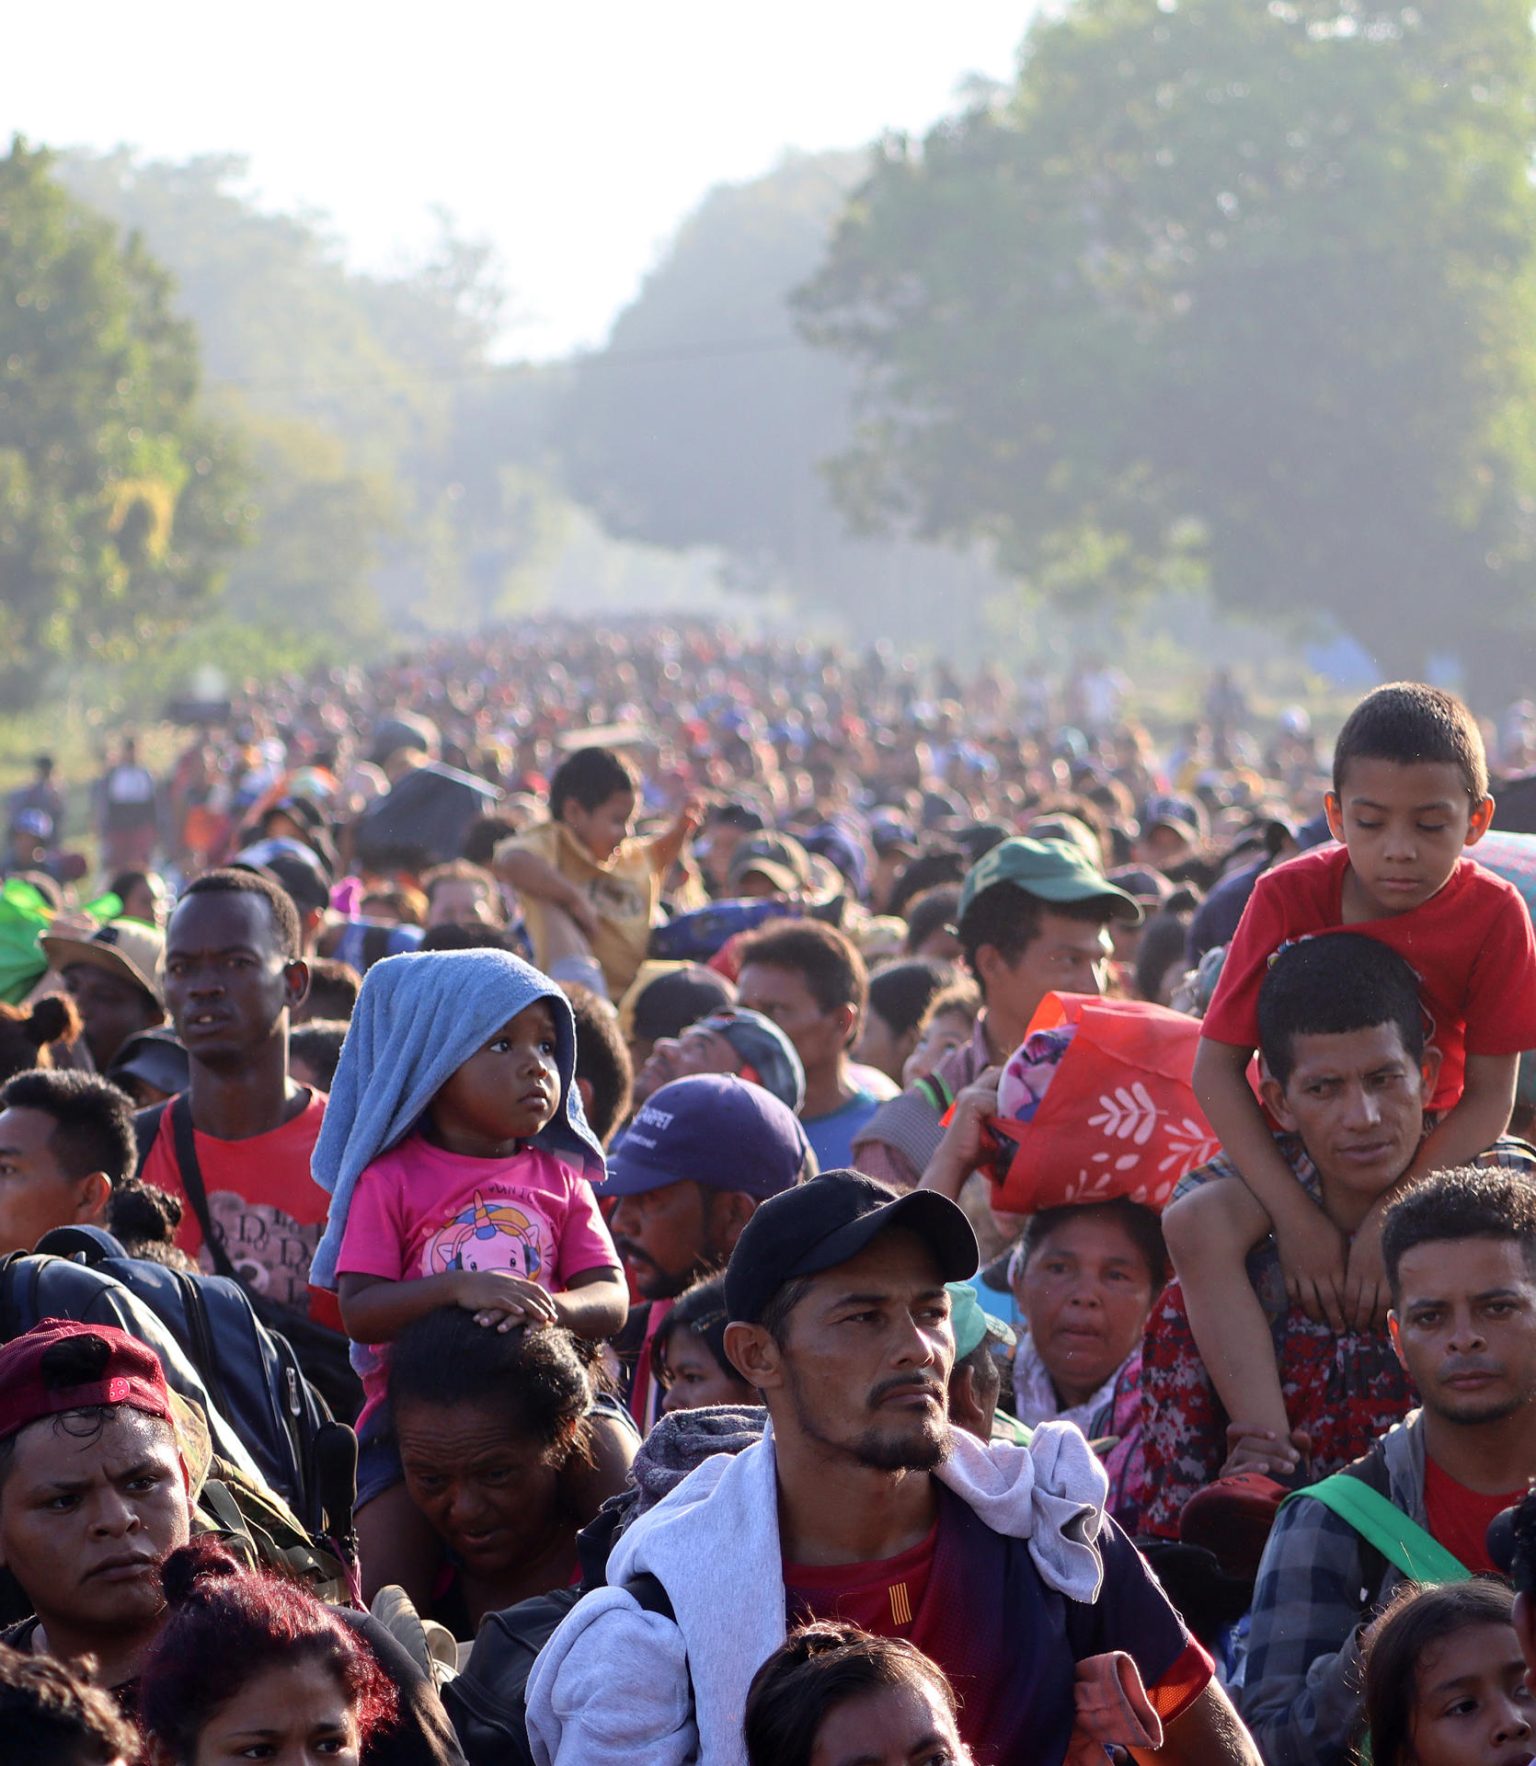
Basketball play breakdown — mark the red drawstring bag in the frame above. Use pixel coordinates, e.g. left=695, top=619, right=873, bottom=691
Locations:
left=982, top=992, right=1220, bottom=1216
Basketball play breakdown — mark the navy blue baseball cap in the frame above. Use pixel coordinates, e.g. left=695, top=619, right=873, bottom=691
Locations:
left=599, top=1074, right=810, bottom=1201
left=725, top=1169, right=979, bottom=1325
left=1141, top=794, right=1206, bottom=840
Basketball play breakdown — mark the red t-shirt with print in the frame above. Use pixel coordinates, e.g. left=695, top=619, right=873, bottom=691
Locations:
left=139, top=1091, right=336, bottom=1325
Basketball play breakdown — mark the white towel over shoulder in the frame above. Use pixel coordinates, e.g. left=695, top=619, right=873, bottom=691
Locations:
left=527, top=1417, right=1109, bottom=1766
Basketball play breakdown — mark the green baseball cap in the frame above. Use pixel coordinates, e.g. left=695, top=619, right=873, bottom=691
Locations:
left=957, top=836, right=1143, bottom=925
left=947, top=1282, right=1017, bottom=1358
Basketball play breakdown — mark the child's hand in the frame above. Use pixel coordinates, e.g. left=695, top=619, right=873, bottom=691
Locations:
left=1273, top=1205, right=1348, bottom=1330
left=450, top=1271, right=559, bottom=1333
left=1220, top=1422, right=1312, bottom=1482
left=1344, top=1210, right=1390, bottom=1331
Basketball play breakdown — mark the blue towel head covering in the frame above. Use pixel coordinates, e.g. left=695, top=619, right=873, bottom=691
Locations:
left=309, top=947, right=605, bottom=1289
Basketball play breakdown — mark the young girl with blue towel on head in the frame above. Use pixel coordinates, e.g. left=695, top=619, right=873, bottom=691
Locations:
left=309, top=946, right=629, bottom=1599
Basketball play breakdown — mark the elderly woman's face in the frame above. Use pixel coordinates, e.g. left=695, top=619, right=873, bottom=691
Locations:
left=396, top=1398, right=563, bottom=1580
left=1013, top=1213, right=1157, bottom=1407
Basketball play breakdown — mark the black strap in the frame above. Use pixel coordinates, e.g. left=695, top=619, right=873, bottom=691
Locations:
left=0, top=1250, right=29, bottom=1343
left=169, top=1095, right=240, bottom=1283
left=132, top=1101, right=168, bottom=1177
left=158, top=1097, right=360, bottom=1424
left=621, top=1570, right=689, bottom=1710
left=625, top=1570, right=674, bottom=1621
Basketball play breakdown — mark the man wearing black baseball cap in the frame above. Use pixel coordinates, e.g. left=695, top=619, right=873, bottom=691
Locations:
left=528, top=1169, right=1255, bottom=1766
left=854, top=837, right=1141, bottom=1190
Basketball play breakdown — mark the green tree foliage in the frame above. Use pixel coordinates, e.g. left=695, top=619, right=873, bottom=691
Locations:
left=56, top=151, right=566, bottom=639
left=799, top=0, right=1536, bottom=691
left=0, top=138, right=247, bottom=705
left=213, top=401, right=396, bottom=642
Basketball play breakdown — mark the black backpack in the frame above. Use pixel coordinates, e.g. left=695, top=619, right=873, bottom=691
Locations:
left=11, top=1224, right=337, bottom=1539
left=133, top=1096, right=363, bottom=1421
left=0, top=1242, right=269, bottom=1475
left=442, top=1572, right=674, bottom=1766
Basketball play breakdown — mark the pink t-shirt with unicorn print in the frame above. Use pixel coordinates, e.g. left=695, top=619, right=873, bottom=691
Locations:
left=335, top=1134, right=618, bottom=1426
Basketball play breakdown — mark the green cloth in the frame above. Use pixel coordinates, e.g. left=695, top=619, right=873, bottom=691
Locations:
left=1282, top=1474, right=1470, bottom=1585
left=0, top=879, right=52, bottom=1004
left=0, top=883, right=121, bottom=1005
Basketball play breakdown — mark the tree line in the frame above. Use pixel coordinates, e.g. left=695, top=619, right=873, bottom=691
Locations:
left=5, top=0, right=1536, bottom=708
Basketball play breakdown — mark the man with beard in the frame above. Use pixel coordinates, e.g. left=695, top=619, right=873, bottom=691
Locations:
left=1243, top=1167, right=1536, bottom=1766
left=1141, top=932, right=1536, bottom=1536
left=602, top=1074, right=811, bottom=1430
left=528, top=1171, right=1259, bottom=1766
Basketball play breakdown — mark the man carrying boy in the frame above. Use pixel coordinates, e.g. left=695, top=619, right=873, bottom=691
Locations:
left=1184, top=683, right=1536, bottom=1459
left=493, top=745, right=699, bottom=1001
left=1143, top=933, right=1536, bottom=1536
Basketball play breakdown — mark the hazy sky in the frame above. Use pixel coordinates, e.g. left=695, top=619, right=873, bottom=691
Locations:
left=6, top=3, right=1035, bottom=360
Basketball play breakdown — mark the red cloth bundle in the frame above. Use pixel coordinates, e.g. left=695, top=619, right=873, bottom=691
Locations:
left=984, top=992, right=1219, bottom=1216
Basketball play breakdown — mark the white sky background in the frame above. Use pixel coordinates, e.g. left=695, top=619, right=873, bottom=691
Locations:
left=5, top=2, right=1037, bottom=360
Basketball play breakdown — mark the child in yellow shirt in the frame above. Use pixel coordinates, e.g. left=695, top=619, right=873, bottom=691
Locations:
left=495, top=745, right=698, bottom=1000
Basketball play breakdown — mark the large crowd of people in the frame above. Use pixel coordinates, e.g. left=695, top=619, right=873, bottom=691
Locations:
left=5, top=622, right=1536, bottom=1764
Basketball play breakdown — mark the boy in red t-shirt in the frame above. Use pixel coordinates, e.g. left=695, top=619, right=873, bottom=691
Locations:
left=1177, top=682, right=1536, bottom=1457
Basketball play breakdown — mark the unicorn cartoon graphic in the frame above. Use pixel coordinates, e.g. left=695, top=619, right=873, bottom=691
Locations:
left=424, top=1192, right=545, bottom=1281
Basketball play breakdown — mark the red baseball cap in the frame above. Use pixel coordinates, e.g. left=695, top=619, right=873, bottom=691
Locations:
left=0, top=1320, right=176, bottom=1444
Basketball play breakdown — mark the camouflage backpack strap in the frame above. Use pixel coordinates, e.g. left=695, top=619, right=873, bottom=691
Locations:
left=196, top=1461, right=350, bottom=1604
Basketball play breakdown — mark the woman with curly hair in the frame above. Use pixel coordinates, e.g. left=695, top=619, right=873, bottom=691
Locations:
left=382, top=1306, right=636, bottom=1637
